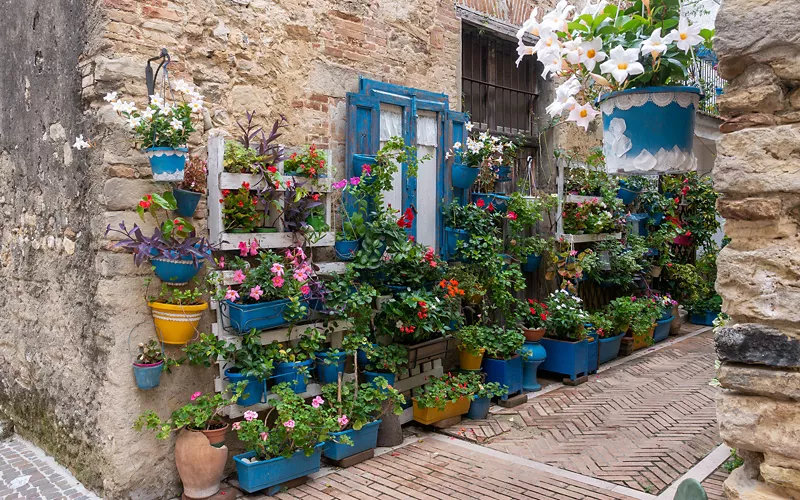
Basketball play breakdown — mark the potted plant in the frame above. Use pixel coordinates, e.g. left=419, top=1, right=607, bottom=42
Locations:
left=284, top=145, right=327, bottom=178
left=538, top=290, right=590, bottom=382
left=517, top=2, right=713, bottom=175
left=133, top=386, right=244, bottom=498
left=688, top=294, right=722, bottom=327
left=132, top=339, right=181, bottom=390
left=270, top=327, right=326, bottom=394
left=305, top=201, right=327, bottom=233
left=548, top=247, right=599, bottom=293
left=173, top=157, right=207, bottom=217
left=449, top=130, right=514, bottom=199
left=377, top=240, right=446, bottom=292
left=589, top=311, right=624, bottom=364
left=106, top=192, right=215, bottom=284
left=314, top=347, right=347, bottom=385
left=454, top=325, right=488, bottom=371
left=412, top=372, right=476, bottom=425
left=360, top=343, right=409, bottom=387
left=481, top=327, right=525, bottom=398
left=465, top=379, right=509, bottom=421
left=319, top=378, right=405, bottom=462
left=147, top=282, right=208, bottom=345
left=505, top=192, right=557, bottom=271
left=105, top=81, right=204, bottom=181
left=222, top=182, right=260, bottom=233
left=232, top=383, right=339, bottom=494
left=519, top=299, right=548, bottom=342
left=618, top=296, right=660, bottom=351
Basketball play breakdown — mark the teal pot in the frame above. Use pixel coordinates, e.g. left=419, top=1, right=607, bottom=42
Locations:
left=234, top=444, right=324, bottom=494
left=315, top=350, right=346, bottom=384
left=133, top=361, right=163, bottom=390
left=598, top=333, right=625, bottom=364
left=172, top=188, right=202, bottom=218
left=363, top=371, right=395, bottom=388
left=323, top=420, right=382, bottom=461
left=144, top=147, right=187, bottom=181
left=653, top=316, right=674, bottom=342
left=690, top=310, right=718, bottom=326
left=225, top=298, right=291, bottom=334
left=466, top=397, right=491, bottom=420
left=452, top=163, right=479, bottom=189
left=225, top=367, right=265, bottom=406
left=521, top=254, right=543, bottom=273
left=334, top=239, right=361, bottom=261
left=444, top=227, right=469, bottom=261
left=518, top=341, right=546, bottom=392
left=274, top=359, right=314, bottom=393
left=151, top=257, right=204, bottom=286
left=352, top=154, right=377, bottom=184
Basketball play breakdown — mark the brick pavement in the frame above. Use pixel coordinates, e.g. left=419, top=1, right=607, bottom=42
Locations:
left=0, top=436, right=98, bottom=500
left=701, top=465, right=730, bottom=500
left=442, top=330, right=721, bottom=495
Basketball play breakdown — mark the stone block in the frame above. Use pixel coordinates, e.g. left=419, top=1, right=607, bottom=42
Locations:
left=717, top=392, right=800, bottom=459
left=716, top=324, right=800, bottom=367
left=103, top=178, right=159, bottom=210
left=762, top=453, right=800, bottom=493
left=724, top=466, right=799, bottom=499
left=718, top=363, right=800, bottom=400
left=93, top=56, right=143, bottom=83
left=719, top=64, right=785, bottom=117
left=717, top=198, right=781, bottom=221
left=715, top=0, right=800, bottom=62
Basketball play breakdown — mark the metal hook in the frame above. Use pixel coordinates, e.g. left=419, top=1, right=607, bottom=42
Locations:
left=145, top=48, right=170, bottom=101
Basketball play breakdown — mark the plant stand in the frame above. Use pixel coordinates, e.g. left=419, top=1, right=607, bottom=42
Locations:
left=324, top=449, right=374, bottom=468
left=497, top=393, right=529, bottom=408
left=519, top=341, right=546, bottom=392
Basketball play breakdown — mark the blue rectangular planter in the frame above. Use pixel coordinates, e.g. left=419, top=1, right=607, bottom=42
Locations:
left=587, top=333, right=599, bottom=374
left=627, top=213, right=649, bottom=237
left=598, top=333, right=625, bottom=364
left=653, top=316, right=674, bottom=343
left=234, top=444, right=324, bottom=493
left=539, top=338, right=588, bottom=381
left=323, top=420, right=381, bottom=461
left=691, top=310, right=719, bottom=327
left=481, top=355, right=523, bottom=398
left=226, top=299, right=291, bottom=334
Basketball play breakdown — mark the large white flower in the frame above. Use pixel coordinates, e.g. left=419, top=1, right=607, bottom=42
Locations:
left=465, top=122, right=474, bottom=131
left=567, top=103, right=600, bottom=131
left=141, top=107, right=156, bottom=121
left=540, top=51, right=565, bottom=79
left=516, top=42, right=535, bottom=67
left=664, top=17, right=703, bottom=53
left=641, top=28, right=668, bottom=59
left=150, top=94, right=164, bottom=107
left=516, top=7, right=541, bottom=39
left=562, top=37, right=584, bottom=65
left=170, top=118, right=184, bottom=131
left=580, top=0, right=608, bottom=17
left=127, top=115, right=142, bottom=129
left=189, top=99, right=204, bottom=113
left=172, top=79, right=191, bottom=94
left=452, top=141, right=462, bottom=150
left=546, top=77, right=581, bottom=117
left=534, top=29, right=562, bottom=59
left=541, top=0, right=575, bottom=33
left=580, top=38, right=607, bottom=72
left=599, top=45, right=644, bottom=83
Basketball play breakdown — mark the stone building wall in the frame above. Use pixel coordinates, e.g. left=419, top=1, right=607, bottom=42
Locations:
left=712, top=0, right=800, bottom=497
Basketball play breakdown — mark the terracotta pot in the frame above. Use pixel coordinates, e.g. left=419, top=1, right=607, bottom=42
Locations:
left=199, top=423, right=229, bottom=446
left=174, top=429, right=228, bottom=499
left=521, top=327, right=545, bottom=342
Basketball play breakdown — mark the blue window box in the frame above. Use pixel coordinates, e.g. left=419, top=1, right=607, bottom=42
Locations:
left=539, top=338, right=589, bottom=381
left=234, top=444, right=324, bottom=493
left=323, top=420, right=381, bottom=461
left=691, top=310, right=719, bottom=326
left=226, top=299, right=291, bottom=334
left=315, top=350, right=347, bottom=384
left=598, top=333, right=625, bottom=364
left=482, top=355, right=523, bottom=398
left=225, top=368, right=265, bottom=406
left=274, top=359, right=314, bottom=393
left=587, top=332, right=599, bottom=374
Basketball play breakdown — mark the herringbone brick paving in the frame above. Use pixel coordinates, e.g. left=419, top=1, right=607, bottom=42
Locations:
left=701, top=465, right=729, bottom=500
left=443, top=330, right=720, bottom=494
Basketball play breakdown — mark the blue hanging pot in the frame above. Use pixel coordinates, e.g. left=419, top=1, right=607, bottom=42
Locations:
left=521, top=254, right=543, bottom=273
left=172, top=188, right=202, bottom=217
left=452, top=163, right=479, bottom=189
left=133, top=361, right=163, bottom=390
left=334, top=239, right=361, bottom=261
left=144, top=147, right=188, bottom=181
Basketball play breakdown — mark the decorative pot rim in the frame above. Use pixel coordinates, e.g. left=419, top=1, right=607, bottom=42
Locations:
left=194, top=423, right=230, bottom=434
left=597, top=85, right=701, bottom=104
left=133, top=360, right=164, bottom=368
left=173, top=187, right=203, bottom=195
left=329, top=419, right=381, bottom=437
left=145, top=146, right=189, bottom=151
left=276, top=358, right=314, bottom=368
left=148, top=301, right=208, bottom=312
left=453, top=162, right=478, bottom=169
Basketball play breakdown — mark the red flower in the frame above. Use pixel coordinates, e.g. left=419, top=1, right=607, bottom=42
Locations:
left=290, top=153, right=297, bottom=159
left=222, top=189, right=231, bottom=197
left=507, top=211, right=518, bottom=220
left=674, top=197, right=680, bottom=204
left=173, top=218, right=181, bottom=224
left=176, top=225, right=184, bottom=231
left=312, top=193, right=320, bottom=201
left=138, top=200, right=151, bottom=209
left=475, top=198, right=485, bottom=208
left=242, top=182, right=250, bottom=189
left=267, top=166, right=277, bottom=173
left=487, top=203, right=495, bottom=212
left=238, top=201, right=244, bottom=207
left=219, top=198, right=224, bottom=203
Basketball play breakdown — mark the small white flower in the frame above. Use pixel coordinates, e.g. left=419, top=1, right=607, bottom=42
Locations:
left=188, top=99, right=204, bottom=113
left=580, top=38, right=607, bottom=72
left=534, top=30, right=562, bottom=59
left=540, top=51, right=564, bottom=79
left=173, top=79, right=191, bottom=94
left=150, top=94, right=164, bottom=107
left=103, top=91, right=118, bottom=102
left=170, top=118, right=184, bottom=131
left=445, top=151, right=452, bottom=160
left=127, top=115, right=142, bottom=129
left=118, top=101, right=137, bottom=114
left=72, top=135, right=91, bottom=150
left=465, top=122, right=474, bottom=131
left=516, top=8, right=541, bottom=40
left=562, top=37, right=584, bottom=65
left=664, top=18, right=703, bottom=53
left=516, top=42, right=535, bottom=67
left=453, top=141, right=462, bottom=150
left=541, top=1, right=575, bottom=33
left=599, top=45, right=645, bottom=84
left=641, top=28, right=668, bottom=59
left=160, top=103, right=174, bottom=116
left=546, top=77, right=581, bottom=118
left=141, top=107, right=156, bottom=120
left=567, top=103, right=600, bottom=131
left=580, top=0, right=607, bottom=17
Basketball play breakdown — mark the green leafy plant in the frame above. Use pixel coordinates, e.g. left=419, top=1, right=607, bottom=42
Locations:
left=176, top=156, right=207, bottom=194
left=588, top=311, right=616, bottom=339
left=284, top=144, right=327, bottom=178
left=454, top=325, right=489, bottom=356
left=548, top=248, right=599, bottom=293
left=376, top=290, right=458, bottom=344
left=135, top=339, right=182, bottom=373
left=442, top=199, right=502, bottom=236
left=184, top=330, right=278, bottom=382
left=544, top=290, right=588, bottom=341
left=269, top=327, right=326, bottom=363
left=607, top=296, right=639, bottom=333
left=413, top=372, right=481, bottom=411
left=468, top=380, right=509, bottom=400
left=482, top=327, right=525, bottom=359
left=521, top=299, right=549, bottom=329
left=147, top=281, right=205, bottom=306
left=222, top=182, right=260, bottom=232
left=224, top=141, right=262, bottom=174
left=378, top=239, right=446, bottom=289
left=723, top=449, right=744, bottom=473
left=362, top=344, right=409, bottom=375
left=319, top=379, right=405, bottom=432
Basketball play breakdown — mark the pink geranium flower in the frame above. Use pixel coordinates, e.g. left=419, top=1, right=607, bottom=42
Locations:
left=271, top=263, right=285, bottom=276
left=232, top=422, right=241, bottom=431
left=249, top=239, right=259, bottom=256
left=311, top=395, right=324, bottom=409
left=272, top=276, right=285, bottom=288
left=300, top=285, right=311, bottom=296
left=349, top=176, right=360, bottom=186
left=244, top=410, right=258, bottom=422
left=225, top=288, right=239, bottom=301
left=283, top=419, right=295, bottom=429
left=332, top=179, right=347, bottom=190
left=249, top=285, right=264, bottom=301
left=238, top=241, right=248, bottom=257
left=507, top=211, right=518, bottom=220
left=190, top=391, right=202, bottom=401
left=338, top=415, right=349, bottom=427
left=232, top=269, right=246, bottom=284
left=260, top=432, right=268, bottom=441
left=362, top=164, right=372, bottom=175
left=218, top=256, right=225, bottom=269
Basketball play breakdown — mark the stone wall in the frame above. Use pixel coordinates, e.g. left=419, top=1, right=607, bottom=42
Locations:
left=713, top=0, right=800, bottom=497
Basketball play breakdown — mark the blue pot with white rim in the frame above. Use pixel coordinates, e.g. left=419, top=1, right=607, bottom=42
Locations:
left=598, top=86, right=701, bottom=175
left=144, top=147, right=188, bottom=181
left=334, top=239, right=361, bottom=261
left=151, top=257, right=204, bottom=285
left=172, top=188, right=202, bottom=218
left=452, top=163, right=480, bottom=189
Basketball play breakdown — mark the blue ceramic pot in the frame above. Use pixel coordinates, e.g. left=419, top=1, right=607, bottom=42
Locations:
left=598, top=333, right=625, bottom=364
left=452, top=163, right=480, bottom=189
left=617, top=186, right=640, bottom=205
left=323, top=420, right=381, bottom=461
left=471, top=192, right=510, bottom=212
left=315, top=350, right=346, bottom=384
left=274, top=359, right=314, bottom=393
left=691, top=310, right=719, bottom=326
left=226, top=299, right=290, bottom=334
left=151, top=257, right=203, bottom=285
left=225, top=367, right=265, bottom=406
left=627, top=213, right=649, bottom=237
left=654, top=316, right=674, bottom=343
left=482, top=355, right=523, bottom=398
left=334, top=239, right=361, bottom=261
left=352, top=154, right=377, bottom=184
left=234, top=444, right=324, bottom=494
left=172, top=188, right=202, bottom=218
left=363, top=371, right=395, bottom=388
left=144, top=147, right=187, bottom=181
left=518, top=342, right=546, bottom=392
left=466, top=397, right=491, bottom=420
left=539, top=337, right=589, bottom=382
left=496, top=165, right=512, bottom=181
left=133, top=361, right=163, bottom=390
left=521, top=254, right=543, bottom=273
left=599, top=86, right=700, bottom=175
left=444, top=227, right=469, bottom=260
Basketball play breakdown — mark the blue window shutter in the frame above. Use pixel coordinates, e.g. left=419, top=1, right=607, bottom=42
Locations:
left=346, top=93, right=380, bottom=178
left=445, top=110, right=469, bottom=201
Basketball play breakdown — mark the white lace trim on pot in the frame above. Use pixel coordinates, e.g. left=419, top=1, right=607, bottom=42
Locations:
left=600, top=91, right=700, bottom=114
left=145, top=149, right=188, bottom=159
left=605, top=145, right=697, bottom=175
left=152, top=257, right=198, bottom=266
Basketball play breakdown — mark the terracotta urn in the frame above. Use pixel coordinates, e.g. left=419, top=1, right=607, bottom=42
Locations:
left=522, top=327, right=546, bottom=342
left=199, top=423, right=229, bottom=446
left=174, top=429, right=228, bottom=499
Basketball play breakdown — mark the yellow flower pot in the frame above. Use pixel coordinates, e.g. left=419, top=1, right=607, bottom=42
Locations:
left=632, top=324, right=655, bottom=351
left=412, top=397, right=470, bottom=425
left=149, top=301, right=208, bottom=345
left=458, top=346, right=485, bottom=371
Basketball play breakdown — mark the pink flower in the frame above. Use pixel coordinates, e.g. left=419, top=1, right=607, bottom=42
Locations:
left=238, top=241, right=248, bottom=257
left=301, top=285, right=311, bottom=295
left=631, top=296, right=637, bottom=302
left=190, top=391, right=202, bottom=401
left=338, top=415, right=349, bottom=427
left=233, top=269, right=246, bottom=284
left=232, top=422, right=241, bottom=431
left=362, top=164, right=372, bottom=175
left=311, top=395, right=324, bottom=408
left=260, top=431, right=269, bottom=441
left=249, top=239, right=259, bottom=256
left=249, top=285, right=264, bottom=301
left=272, top=276, right=285, bottom=288
left=225, top=288, right=240, bottom=301
left=271, top=263, right=285, bottom=276
left=218, top=257, right=225, bottom=269
left=293, top=270, right=309, bottom=283
left=244, top=410, right=258, bottom=422
left=507, top=211, right=518, bottom=220
left=283, top=419, right=295, bottom=429
left=332, top=179, right=347, bottom=190
left=349, top=176, right=360, bottom=186
left=569, top=250, right=578, bottom=256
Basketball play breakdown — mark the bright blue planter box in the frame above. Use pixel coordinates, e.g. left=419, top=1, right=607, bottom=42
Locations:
left=452, top=163, right=479, bottom=189
left=445, top=227, right=469, bottom=260
left=234, top=444, right=324, bottom=493
left=587, top=333, right=599, bottom=374
left=145, top=147, right=187, bottom=181
left=600, top=86, right=700, bottom=175
left=323, top=420, right=381, bottom=461
left=539, top=338, right=589, bottom=381
left=315, top=351, right=346, bottom=384
left=598, top=333, right=625, bottom=364
left=654, top=316, right=674, bottom=343
left=225, top=368, right=265, bottom=406
left=691, top=310, right=719, bottom=326
left=617, top=186, right=640, bottom=205
left=226, top=299, right=290, bottom=334
left=471, top=192, right=510, bottom=212
left=482, top=355, right=523, bottom=398
left=334, top=239, right=361, bottom=261
left=363, top=371, right=395, bottom=388
left=173, top=188, right=202, bottom=218
left=521, top=254, right=543, bottom=273
left=274, top=359, right=314, bottom=393
left=151, top=257, right=203, bottom=285
left=133, top=362, right=163, bottom=390
left=467, top=397, right=491, bottom=420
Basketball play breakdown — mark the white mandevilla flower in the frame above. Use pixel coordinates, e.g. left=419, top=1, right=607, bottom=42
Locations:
left=189, top=99, right=204, bottom=113
left=173, top=79, right=191, bottom=94
left=641, top=28, right=668, bottom=59
left=452, top=141, right=462, bottom=150
left=580, top=0, right=608, bottom=17
left=664, top=17, right=703, bottom=53
left=103, top=91, right=118, bottom=103
left=546, top=76, right=581, bottom=118
left=534, top=29, right=562, bottom=59
left=516, top=42, right=535, bottom=67
left=599, top=45, right=645, bottom=84
left=160, top=103, right=174, bottom=116
left=516, top=7, right=541, bottom=39
left=562, top=37, right=584, bottom=66
left=541, top=0, right=575, bottom=33
left=141, top=107, right=156, bottom=121
left=72, top=135, right=91, bottom=150
left=580, top=38, right=607, bottom=72
left=445, top=151, right=452, bottom=160
left=567, top=103, right=600, bottom=131
left=170, top=118, right=184, bottom=131
left=127, top=115, right=142, bottom=129
left=150, top=94, right=164, bottom=107
left=465, top=122, right=474, bottom=131
left=540, top=51, right=565, bottom=79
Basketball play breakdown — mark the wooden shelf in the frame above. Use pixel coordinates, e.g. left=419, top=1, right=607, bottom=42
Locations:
left=211, top=319, right=351, bottom=345
left=564, top=194, right=622, bottom=204
left=216, top=231, right=335, bottom=250
left=556, top=232, right=622, bottom=243
left=220, top=172, right=332, bottom=192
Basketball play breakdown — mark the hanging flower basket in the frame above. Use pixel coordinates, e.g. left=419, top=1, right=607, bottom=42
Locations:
left=145, top=147, right=188, bottom=181
left=452, top=163, right=480, bottom=189
left=133, top=361, right=164, bottom=390
left=149, top=301, right=207, bottom=345
left=334, top=239, right=361, bottom=261
left=599, top=87, right=700, bottom=175
left=172, top=188, right=202, bottom=218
